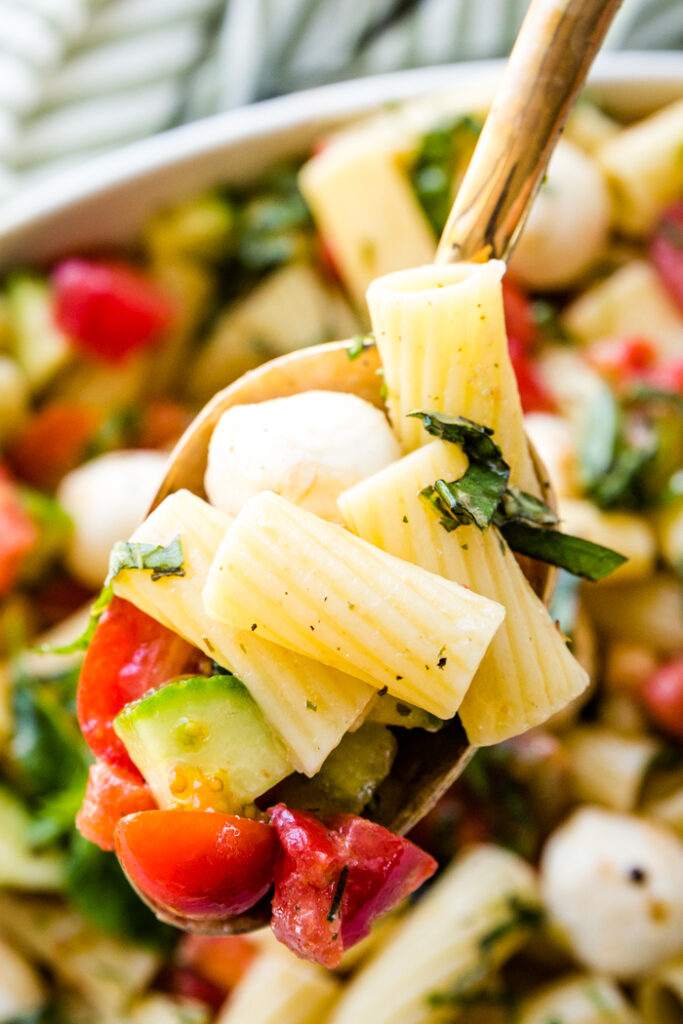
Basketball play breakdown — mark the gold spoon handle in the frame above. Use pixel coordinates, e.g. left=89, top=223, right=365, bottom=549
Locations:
left=435, top=0, right=623, bottom=266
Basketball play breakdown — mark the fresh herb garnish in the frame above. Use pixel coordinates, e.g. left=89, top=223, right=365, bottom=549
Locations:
left=412, top=410, right=626, bottom=582
left=107, top=535, right=185, bottom=582
left=347, top=332, right=375, bottom=360
left=579, top=380, right=683, bottom=510
left=327, top=865, right=349, bottom=923
left=38, top=536, right=185, bottom=656
left=410, top=114, right=482, bottom=236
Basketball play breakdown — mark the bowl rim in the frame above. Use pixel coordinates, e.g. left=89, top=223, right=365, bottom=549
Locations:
left=1, top=50, right=682, bottom=258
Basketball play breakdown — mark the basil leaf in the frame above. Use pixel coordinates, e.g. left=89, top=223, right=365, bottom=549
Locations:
left=589, top=435, right=657, bottom=509
left=499, top=521, right=627, bottom=582
left=106, top=535, right=184, bottom=583
left=439, top=464, right=508, bottom=530
left=498, top=486, right=559, bottom=526
left=37, top=537, right=184, bottom=657
left=410, top=411, right=510, bottom=478
left=346, top=332, right=374, bottom=360
left=578, top=381, right=620, bottom=491
left=410, top=114, right=482, bottom=236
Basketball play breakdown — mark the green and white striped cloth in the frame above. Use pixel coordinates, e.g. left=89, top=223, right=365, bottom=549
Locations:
left=0, top=0, right=681, bottom=194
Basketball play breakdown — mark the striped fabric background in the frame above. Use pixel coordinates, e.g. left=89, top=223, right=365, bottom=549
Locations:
left=0, top=0, right=681, bottom=195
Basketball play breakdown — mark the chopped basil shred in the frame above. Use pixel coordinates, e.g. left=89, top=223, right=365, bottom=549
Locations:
left=346, top=332, right=375, bottom=360
left=327, top=865, right=349, bottom=922
left=410, top=114, right=482, bottom=236
left=37, top=536, right=185, bottom=655
left=412, top=410, right=626, bottom=581
left=107, top=535, right=185, bottom=582
left=579, top=380, right=683, bottom=510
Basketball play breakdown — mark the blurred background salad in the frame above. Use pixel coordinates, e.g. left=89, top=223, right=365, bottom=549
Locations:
left=0, top=0, right=681, bottom=198
left=0, top=3, right=681, bottom=1023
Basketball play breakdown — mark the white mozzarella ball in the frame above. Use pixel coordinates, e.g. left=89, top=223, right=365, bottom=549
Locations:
left=510, top=140, right=610, bottom=290
left=541, top=807, right=683, bottom=978
left=205, top=390, right=402, bottom=524
left=58, top=450, right=167, bottom=588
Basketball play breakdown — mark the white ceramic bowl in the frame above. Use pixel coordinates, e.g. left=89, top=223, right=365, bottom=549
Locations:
left=0, top=52, right=682, bottom=271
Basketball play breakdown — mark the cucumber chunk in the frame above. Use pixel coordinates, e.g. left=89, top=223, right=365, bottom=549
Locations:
left=6, top=275, right=72, bottom=390
left=114, top=675, right=292, bottom=813
left=273, top=722, right=397, bottom=817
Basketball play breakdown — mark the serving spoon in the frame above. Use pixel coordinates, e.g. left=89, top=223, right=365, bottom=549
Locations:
left=134, top=0, right=623, bottom=934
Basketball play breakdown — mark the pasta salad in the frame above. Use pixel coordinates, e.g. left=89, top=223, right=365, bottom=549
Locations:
left=0, top=86, right=679, bottom=1022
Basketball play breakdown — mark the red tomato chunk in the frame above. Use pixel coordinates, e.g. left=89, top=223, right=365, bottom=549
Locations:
left=269, top=804, right=436, bottom=967
left=115, top=810, right=278, bottom=919
left=76, top=759, right=156, bottom=851
left=52, top=259, right=174, bottom=363
left=77, top=596, right=196, bottom=774
left=0, top=469, right=36, bottom=596
left=641, top=655, right=683, bottom=742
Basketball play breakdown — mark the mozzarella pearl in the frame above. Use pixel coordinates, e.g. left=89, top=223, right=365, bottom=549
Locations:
left=510, top=140, right=610, bottom=290
left=541, top=806, right=683, bottom=978
left=204, top=390, right=402, bottom=524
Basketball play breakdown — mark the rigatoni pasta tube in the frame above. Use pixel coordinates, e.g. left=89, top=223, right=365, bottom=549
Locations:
left=517, top=974, right=643, bottom=1024
left=367, top=261, right=538, bottom=495
left=339, top=440, right=588, bottom=744
left=215, top=948, right=339, bottom=1024
left=563, top=726, right=659, bottom=813
left=328, top=845, right=540, bottom=1024
left=113, top=489, right=374, bottom=776
left=597, top=97, right=683, bottom=236
left=203, top=490, right=505, bottom=720
left=299, top=136, right=435, bottom=311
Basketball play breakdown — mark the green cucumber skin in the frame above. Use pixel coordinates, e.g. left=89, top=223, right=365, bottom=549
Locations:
left=114, top=674, right=292, bottom=813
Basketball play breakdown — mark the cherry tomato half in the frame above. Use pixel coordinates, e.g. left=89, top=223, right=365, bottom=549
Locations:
left=52, top=259, right=174, bottom=363
left=115, top=810, right=278, bottom=919
left=77, top=596, right=195, bottom=773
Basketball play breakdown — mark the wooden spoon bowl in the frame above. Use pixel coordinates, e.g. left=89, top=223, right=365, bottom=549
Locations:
left=125, top=0, right=623, bottom=935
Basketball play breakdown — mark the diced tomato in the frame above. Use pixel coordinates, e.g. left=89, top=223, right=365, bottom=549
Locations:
left=77, top=596, right=196, bottom=773
left=329, top=814, right=437, bottom=949
left=640, top=655, right=683, bottom=741
left=508, top=336, right=554, bottom=413
left=7, top=402, right=101, bottom=490
left=135, top=399, right=192, bottom=450
left=0, top=470, right=37, bottom=596
left=588, top=336, right=658, bottom=385
left=650, top=202, right=683, bottom=313
left=52, top=259, right=174, bottom=363
left=502, top=277, right=536, bottom=350
left=178, top=935, right=257, bottom=993
left=115, top=810, right=278, bottom=919
left=76, top=760, right=156, bottom=851
left=269, top=805, right=436, bottom=968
